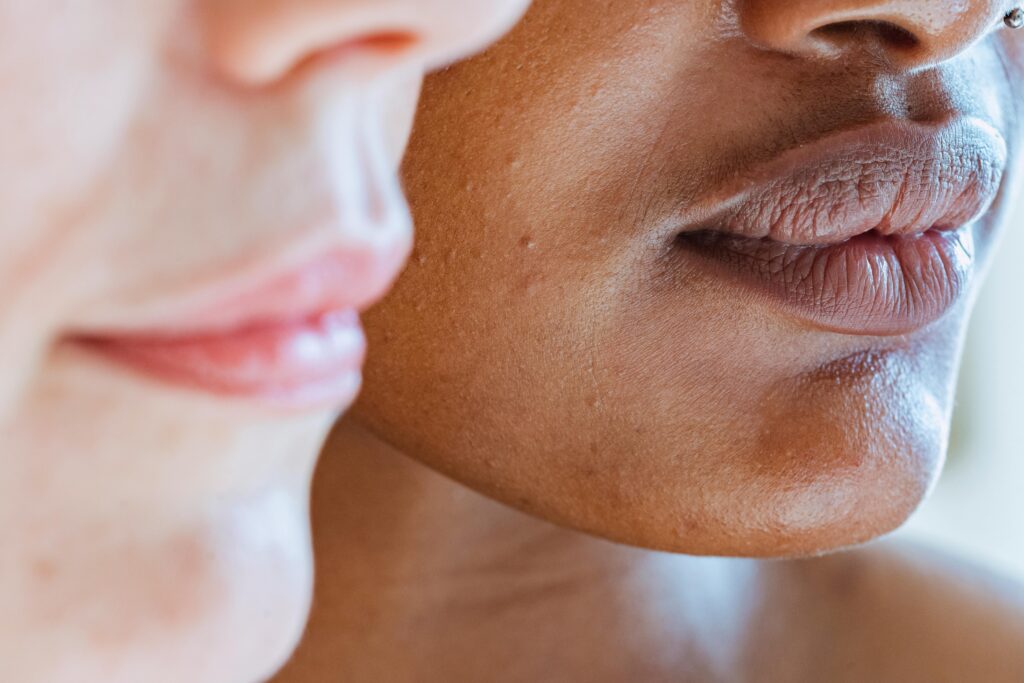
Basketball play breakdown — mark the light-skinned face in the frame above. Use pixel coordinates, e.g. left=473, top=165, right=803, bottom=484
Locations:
left=0, top=1, right=528, bottom=682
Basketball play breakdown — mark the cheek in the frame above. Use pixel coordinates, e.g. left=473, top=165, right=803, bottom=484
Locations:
left=0, top=2, right=169, bottom=410
left=0, top=3, right=163, bottom=237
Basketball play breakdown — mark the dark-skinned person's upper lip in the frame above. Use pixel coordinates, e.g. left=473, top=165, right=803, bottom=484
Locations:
left=679, top=117, right=1007, bottom=245
left=673, top=117, right=1008, bottom=336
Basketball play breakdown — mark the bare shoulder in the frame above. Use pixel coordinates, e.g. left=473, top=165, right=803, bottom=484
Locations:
left=772, top=540, right=1024, bottom=682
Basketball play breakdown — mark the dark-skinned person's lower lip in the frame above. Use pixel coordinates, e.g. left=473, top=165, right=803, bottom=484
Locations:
left=677, top=227, right=974, bottom=335
left=672, top=116, right=1005, bottom=336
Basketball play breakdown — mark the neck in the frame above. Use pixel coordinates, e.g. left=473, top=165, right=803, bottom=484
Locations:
left=276, top=417, right=768, bottom=681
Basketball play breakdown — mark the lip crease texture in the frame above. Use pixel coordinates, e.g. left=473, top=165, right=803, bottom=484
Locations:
left=675, top=117, right=1006, bottom=335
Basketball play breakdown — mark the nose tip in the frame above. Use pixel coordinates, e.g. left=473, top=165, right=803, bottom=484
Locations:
left=739, top=0, right=1006, bottom=71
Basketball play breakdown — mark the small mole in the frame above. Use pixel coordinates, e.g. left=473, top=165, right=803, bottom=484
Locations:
left=32, top=558, right=58, bottom=582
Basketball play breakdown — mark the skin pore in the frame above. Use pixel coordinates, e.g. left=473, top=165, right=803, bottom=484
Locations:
left=279, top=0, right=1024, bottom=680
left=0, top=2, right=528, bottom=682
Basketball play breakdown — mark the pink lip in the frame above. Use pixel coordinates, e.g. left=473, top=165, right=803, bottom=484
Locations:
left=73, top=247, right=405, bottom=411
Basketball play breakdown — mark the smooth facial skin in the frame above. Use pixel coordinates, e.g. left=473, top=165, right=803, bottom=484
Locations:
left=0, top=2, right=527, bottom=683
left=354, top=0, right=1023, bottom=556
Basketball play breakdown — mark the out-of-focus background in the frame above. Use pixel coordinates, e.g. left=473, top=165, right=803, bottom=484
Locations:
left=900, top=197, right=1024, bottom=580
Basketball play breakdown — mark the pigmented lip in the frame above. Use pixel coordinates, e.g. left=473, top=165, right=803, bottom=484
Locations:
left=675, top=118, right=1006, bottom=335
left=69, top=248, right=404, bottom=411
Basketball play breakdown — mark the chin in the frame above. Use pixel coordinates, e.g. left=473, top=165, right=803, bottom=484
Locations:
left=664, top=431, right=945, bottom=560
left=558, top=349, right=952, bottom=558
left=526, top=435, right=941, bottom=561
left=508, top=437, right=943, bottom=561
left=368, top=335, right=957, bottom=561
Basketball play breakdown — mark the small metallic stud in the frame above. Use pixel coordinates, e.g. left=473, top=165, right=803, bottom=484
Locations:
left=1006, top=7, right=1024, bottom=29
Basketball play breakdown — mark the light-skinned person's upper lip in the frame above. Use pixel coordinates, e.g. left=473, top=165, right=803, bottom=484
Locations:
left=678, top=117, right=1007, bottom=246
left=179, top=243, right=411, bottom=334
left=79, top=239, right=411, bottom=340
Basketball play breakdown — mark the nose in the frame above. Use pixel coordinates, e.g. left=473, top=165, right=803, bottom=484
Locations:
left=738, top=0, right=1007, bottom=71
left=202, top=0, right=530, bottom=86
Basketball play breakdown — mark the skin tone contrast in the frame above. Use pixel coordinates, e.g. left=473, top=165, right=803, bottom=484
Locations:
left=0, top=2, right=528, bottom=683
left=280, top=0, right=1024, bottom=679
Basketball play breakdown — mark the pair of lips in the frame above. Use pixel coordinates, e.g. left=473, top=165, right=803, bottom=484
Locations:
left=74, top=248, right=405, bottom=412
left=80, top=118, right=1007, bottom=409
left=675, top=118, right=1007, bottom=335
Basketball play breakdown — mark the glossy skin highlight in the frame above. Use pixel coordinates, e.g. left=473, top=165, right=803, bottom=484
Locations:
left=352, top=0, right=1023, bottom=556
left=0, top=2, right=528, bottom=682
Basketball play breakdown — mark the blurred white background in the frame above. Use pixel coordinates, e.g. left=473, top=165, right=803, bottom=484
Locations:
left=901, top=197, right=1024, bottom=580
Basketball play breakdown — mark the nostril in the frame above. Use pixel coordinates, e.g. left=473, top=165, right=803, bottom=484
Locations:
left=344, top=31, right=420, bottom=55
left=292, top=29, right=423, bottom=72
left=810, top=20, right=920, bottom=54
left=209, top=21, right=423, bottom=88
left=739, top=1, right=996, bottom=72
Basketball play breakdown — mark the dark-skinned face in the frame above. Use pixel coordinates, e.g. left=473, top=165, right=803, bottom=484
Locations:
left=354, top=0, right=1023, bottom=556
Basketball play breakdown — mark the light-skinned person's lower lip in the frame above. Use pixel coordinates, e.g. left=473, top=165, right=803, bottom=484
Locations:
left=76, top=309, right=366, bottom=411
left=676, top=227, right=974, bottom=336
